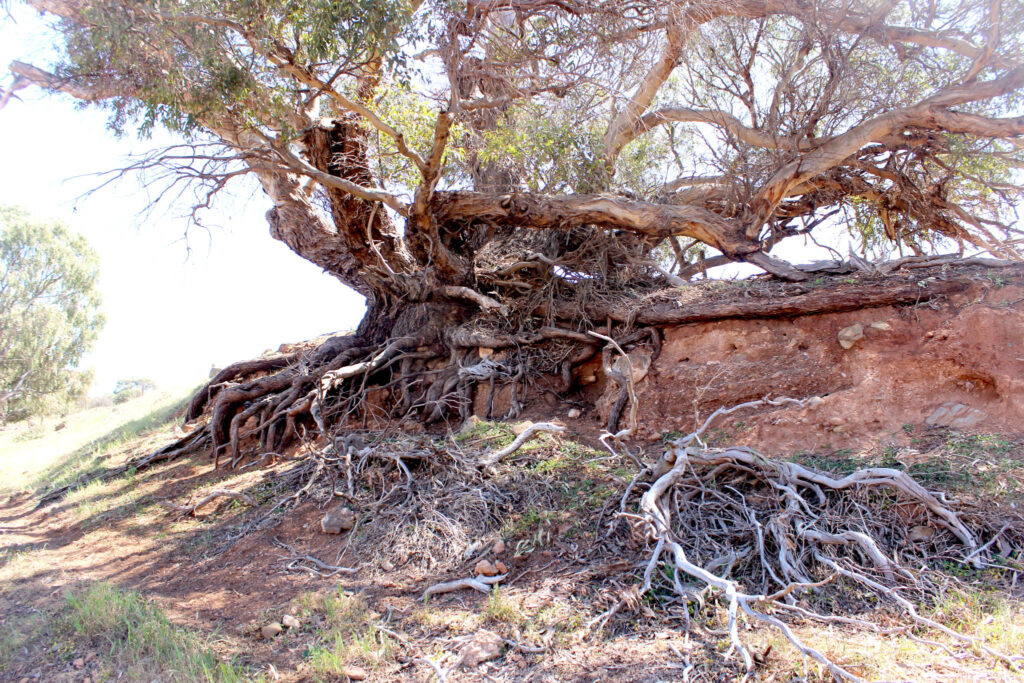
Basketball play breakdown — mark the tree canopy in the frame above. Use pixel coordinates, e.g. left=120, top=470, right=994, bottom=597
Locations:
left=5, top=0, right=1023, bottom=279
left=0, top=206, right=104, bottom=422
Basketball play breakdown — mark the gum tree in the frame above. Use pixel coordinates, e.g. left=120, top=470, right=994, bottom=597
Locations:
left=0, top=206, right=103, bottom=421
left=3, top=0, right=1023, bottom=457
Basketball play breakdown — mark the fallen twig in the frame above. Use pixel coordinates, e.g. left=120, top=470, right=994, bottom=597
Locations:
left=423, top=573, right=506, bottom=600
left=478, top=423, right=564, bottom=467
left=272, top=537, right=358, bottom=576
left=415, top=656, right=449, bottom=683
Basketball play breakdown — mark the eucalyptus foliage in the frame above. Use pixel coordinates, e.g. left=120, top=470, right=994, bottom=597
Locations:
left=0, top=207, right=104, bottom=422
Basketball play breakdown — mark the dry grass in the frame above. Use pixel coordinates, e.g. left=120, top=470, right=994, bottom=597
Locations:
left=2, top=395, right=1021, bottom=682
left=0, top=386, right=197, bottom=496
left=291, top=588, right=397, bottom=679
left=1, top=582, right=253, bottom=682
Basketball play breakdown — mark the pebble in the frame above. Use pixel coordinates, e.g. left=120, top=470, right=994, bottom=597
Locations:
left=492, top=540, right=506, bottom=554
left=460, top=631, right=504, bottom=667
left=282, top=615, right=300, bottom=629
left=321, top=506, right=356, bottom=534
left=474, top=559, right=499, bottom=576
left=837, top=323, right=864, bottom=349
left=261, top=622, right=284, bottom=639
left=567, top=408, right=582, bottom=419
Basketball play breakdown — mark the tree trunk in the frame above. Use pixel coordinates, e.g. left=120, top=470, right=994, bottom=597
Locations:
left=165, top=117, right=1020, bottom=470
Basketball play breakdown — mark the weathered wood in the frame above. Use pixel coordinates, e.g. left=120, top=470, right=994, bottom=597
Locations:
left=185, top=353, right=299, bottom=422
left=542, top=274, right=987, bottom=326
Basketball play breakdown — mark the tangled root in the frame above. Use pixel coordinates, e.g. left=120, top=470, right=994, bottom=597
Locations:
left=602, top=398, right=1023, bottom=680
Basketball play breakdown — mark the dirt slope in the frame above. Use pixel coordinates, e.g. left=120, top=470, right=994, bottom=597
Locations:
left=577, top=272, right=1024, bottom=456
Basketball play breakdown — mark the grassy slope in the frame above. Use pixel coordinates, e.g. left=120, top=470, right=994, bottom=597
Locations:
left=0, top=388, right=197, bottom=496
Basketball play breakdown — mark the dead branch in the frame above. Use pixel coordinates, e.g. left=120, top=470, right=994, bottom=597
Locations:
left=272, top=537, right=358, bottom=577
left=599, top=396, right=1022, bottom=680
left=423, top=573, right=506, bottom=600
left=477, top=423, right=565, bottom=467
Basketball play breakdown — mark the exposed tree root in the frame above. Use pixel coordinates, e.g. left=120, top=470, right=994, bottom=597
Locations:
left=32, top=263, right=1021, bottom=529
left=477, top=422, right=565, bottom=467
left=35, top=425, right=211, bottom=509
left=603, top=398, right=1023, bottom=681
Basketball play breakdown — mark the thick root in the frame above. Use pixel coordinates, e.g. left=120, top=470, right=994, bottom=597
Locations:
left=605, top=398, right=1022, bottom=680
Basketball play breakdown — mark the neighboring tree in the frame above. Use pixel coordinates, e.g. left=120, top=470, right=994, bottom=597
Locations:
left=112, top=378, right=157, bottom=404
left=2, top=0, right=1022, bottom=454
left=0, top=206, right=104, bottom=422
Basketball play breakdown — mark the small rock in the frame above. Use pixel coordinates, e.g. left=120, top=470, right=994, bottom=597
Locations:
left=380, top=559, right=395, bottom=572
left=321, top=506, right=356, bottom=534
left=474, top=559, right=499, bottom=576
left=282, top=615, right=300, bottom=629
left=925, top=403, right=986, bottom=429
left=494, top=560, right=508, bottom=574
left=580, top=374, right=597, bottom=385
left=804, top=396, right=825, bottom=410
left=492, top=540, right=506, bottom=554
left=567, top=408, right=582, bottom=419
left=343, top=664, right=368, bottom=680
left=261, top=622, right=284, bottom=639
left=837, top=323, right=864, bottom=349
left=869, top=321, right=892, bottom=331
left=909, top=525, right=936, bottom=543
left=72, top=658, right=85, bottom=669
left=460, top=630, right=504, bottom=667
left=611, top=350, right=652, bottom=383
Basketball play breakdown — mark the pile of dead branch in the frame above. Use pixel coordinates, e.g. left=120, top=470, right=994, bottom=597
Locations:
left=599, top=398, right=1023, bottom=681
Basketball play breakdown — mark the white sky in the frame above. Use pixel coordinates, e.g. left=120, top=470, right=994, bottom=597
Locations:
left=0, top=10, right=366, bottom=394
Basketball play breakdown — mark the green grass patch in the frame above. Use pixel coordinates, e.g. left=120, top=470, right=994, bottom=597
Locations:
left=34, top=390, right=195, bottom=492
left=483, top=588, right=526, bottom=628
left=296, top=587, right=395, bottom=679
left=62, top=582, right=251, bottom=682
left=455, top=419, right=516, bottom=450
